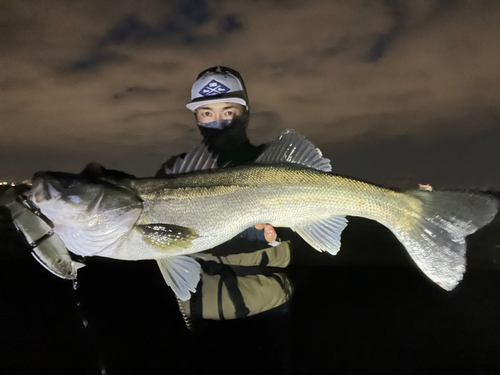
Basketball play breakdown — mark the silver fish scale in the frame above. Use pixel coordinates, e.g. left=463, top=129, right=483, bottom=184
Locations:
left=111, top=165, right=417, bottom=260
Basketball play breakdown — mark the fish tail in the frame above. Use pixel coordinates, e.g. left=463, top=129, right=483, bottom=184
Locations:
left=391, top=190, right=498, bottom=290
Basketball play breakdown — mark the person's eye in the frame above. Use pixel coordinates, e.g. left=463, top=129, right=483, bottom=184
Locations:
left=225, top=111, right=234, bottom=116
left=202, top=111, right=211, bottom=117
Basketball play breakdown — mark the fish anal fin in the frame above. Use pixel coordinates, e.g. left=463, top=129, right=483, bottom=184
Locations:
left=156, top=256, right=201, bottom=301
left=256, top=129, right=332, bottom=172
left=292, top=215, right=348, bottom=255
left=138, top=223, right=198, bottom=251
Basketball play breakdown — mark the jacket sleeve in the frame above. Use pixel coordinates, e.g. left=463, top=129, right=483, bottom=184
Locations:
left=238, top=227, right=267, bottom=242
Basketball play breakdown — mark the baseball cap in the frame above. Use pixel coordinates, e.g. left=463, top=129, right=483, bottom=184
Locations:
left=186, top=66, right=248, bottom=112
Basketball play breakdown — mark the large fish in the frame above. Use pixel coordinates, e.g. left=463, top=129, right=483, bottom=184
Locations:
left=26, top=130, right=498, bottom=300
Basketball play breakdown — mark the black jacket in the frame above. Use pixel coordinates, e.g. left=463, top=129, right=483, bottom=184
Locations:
left=156, top=115, right=264, bottom=176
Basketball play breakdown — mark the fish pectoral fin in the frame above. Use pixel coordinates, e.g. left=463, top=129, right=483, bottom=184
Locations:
left=156, top=256, right=201, bottom=301
left=137, top=224, right=198, bottom=251
left=292, top=215, right=348, bottom=255
left=255, top=129, right=332, bottom=172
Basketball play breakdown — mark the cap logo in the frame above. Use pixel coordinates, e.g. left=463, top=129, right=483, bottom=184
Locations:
left=199, top=79, right=230, bottom=97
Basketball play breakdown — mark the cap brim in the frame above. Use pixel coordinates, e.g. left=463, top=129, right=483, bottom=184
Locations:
left=186, top=98, right=247, bottom=111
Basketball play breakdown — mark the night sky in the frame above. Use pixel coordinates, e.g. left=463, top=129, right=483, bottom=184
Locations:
left=2, top=2, right=500, bottom=374
left=1, top=0, right=499, bottom=189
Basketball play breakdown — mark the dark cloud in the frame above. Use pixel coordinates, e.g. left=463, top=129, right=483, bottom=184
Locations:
left=218, top=14, right=243, bottom=33
left=367, top=0, right=407, bottom=61
left=113, top=86, right=169, bottom=100
left=178, top=0, right=212, bottom=25
left=73, top=50, right=129, bottom=71
left=72, top=0, right=243, bottom=71
left=103, top=14, right=157, bottom=45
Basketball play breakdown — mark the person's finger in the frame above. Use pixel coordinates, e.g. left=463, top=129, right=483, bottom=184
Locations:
left=254, top=223, right=266, bottom=230
left=264, top=224, right=277, bottom=243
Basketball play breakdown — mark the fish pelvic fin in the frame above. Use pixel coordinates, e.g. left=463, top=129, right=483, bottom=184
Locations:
left=393, top=190, right=499, bottom=291
left=156, top=256, right=201, bottom=301
left=256, top=129, right=332, bottom=172
left=137, top=223, right=198, bottom=251
left=292, top=215, right=348, bottom=255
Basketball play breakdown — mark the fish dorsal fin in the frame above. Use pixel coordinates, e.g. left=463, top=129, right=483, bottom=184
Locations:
left=292, top=215, right=348, bottom=255
left=156, top=256, right=201, bottom=301
left=255, top=129, right=332, bottom=172
left=165, top=143, right=218, bottom=175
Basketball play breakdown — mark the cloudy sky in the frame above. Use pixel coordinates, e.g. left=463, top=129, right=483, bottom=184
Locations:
left=1, top=0, right=499, bottom=188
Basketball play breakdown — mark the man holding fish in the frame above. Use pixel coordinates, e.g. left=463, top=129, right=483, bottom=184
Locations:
left=156, top=66, right=293, bottom=325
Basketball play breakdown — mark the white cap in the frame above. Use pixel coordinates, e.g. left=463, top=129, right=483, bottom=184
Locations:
left=186, top=71, right=248, bottom=112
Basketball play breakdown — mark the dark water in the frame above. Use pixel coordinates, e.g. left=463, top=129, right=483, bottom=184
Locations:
left=1, top=210, right=500, bottom=375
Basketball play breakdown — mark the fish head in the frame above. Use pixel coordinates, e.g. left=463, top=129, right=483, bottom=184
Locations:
left=28, top=169, right=141, bottom=219
left=25, top=165, right=143, bottom=257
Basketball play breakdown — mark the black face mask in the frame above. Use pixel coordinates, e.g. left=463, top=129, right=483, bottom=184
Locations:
left=197, top=114, right=250, bottom=153
left=196, top=119, right=233, bottom=130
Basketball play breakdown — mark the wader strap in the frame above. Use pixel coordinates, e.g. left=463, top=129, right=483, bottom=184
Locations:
left=218, top=257, right=250, bottom=319
left=190, top=279, right=203, bottom=322
left=217, top=275, right=224, bottom=320
left=207, top=257, right=249, bottom=320
left=259, top=251, right=269, bottom=267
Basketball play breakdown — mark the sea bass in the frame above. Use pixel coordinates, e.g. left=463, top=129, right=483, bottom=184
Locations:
left=26, top=130, right=499, bottom=300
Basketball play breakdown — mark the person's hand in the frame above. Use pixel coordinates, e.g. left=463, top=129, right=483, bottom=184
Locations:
left=254, top=223, right=277, bottom=243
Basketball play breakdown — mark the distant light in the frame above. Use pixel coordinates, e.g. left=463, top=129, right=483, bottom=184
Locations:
left=418, top=183, right=433, bottom=192
left=10, top=182, right=15, bottom=186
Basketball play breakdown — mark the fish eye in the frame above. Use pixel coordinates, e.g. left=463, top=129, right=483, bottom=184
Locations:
left=59, top=177, right=77, bottom=189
